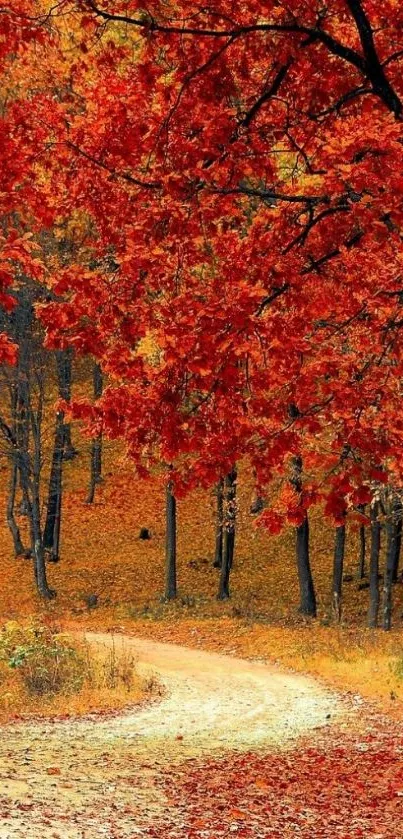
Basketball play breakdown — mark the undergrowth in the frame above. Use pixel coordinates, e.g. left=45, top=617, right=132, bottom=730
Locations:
left=0, top=621, right=152, bottom=719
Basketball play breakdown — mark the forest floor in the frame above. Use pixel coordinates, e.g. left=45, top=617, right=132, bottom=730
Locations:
left=1, top=631, right=402, bottom=839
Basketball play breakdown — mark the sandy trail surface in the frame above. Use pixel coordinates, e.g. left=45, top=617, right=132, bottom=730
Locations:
left=0, top=631, right=346, bottom=838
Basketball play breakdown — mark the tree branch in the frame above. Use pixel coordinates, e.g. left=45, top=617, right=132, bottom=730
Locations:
left=241, top=60, right=293, bottom=128
left=83, top=1, right=365, bottom=72
left=345, top=0, right=402, bottom=116
left=66, top=141, right=161, bottom=190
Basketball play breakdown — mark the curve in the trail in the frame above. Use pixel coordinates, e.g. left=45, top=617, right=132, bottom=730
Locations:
left=83, top=632, right=342, bottom=754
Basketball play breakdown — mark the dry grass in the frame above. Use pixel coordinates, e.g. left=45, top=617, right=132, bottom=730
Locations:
left=0, top=621, right=150, bottom=722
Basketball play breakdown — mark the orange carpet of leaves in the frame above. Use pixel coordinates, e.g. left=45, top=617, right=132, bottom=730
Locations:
left=152, top=725, right=403, bottom=838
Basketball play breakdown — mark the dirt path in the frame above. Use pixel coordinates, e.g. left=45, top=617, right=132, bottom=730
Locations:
left=0, top=632, right=347, bottom=838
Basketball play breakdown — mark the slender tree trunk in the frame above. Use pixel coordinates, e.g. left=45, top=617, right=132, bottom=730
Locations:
left=292, top=457, right=316, bottom=617
left=357, top=504, right=367, bottom=579
left=6, top=381, right=26, bottom=556
left=213, top=478, right=224, bottom=568
left=218, top=468, right=237, bottom=600
left=56, top=349, right=77, bottom=459
left=391, top=497, right=402, bottom=583
left=383, top=518, right=395, bottom=631
left=6, top=457, right=25, bottom=556
left=43, top=408, right=65, bottom=559
left=332, top=519, right=346, bottom=623
left=295, top=514, right=316, bottom=616
left=86, top=363, right=103, bottom=504
left=165, top=481, right=177, bottom=600
left=31, top=367, right=56, bottom=598
left=50, top=461, right=62, bottom=564
left=32, top=488, right=55, bottom=598
left=15, top=296, right=31, bottom=504
left=18, top=449, right=55, bottom=600
left=43, top=349, right=76, bottom=552
left=368, top=501, right=381, bottom=628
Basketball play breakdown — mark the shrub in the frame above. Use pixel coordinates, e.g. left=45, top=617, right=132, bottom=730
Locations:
left=101, top=638, right=136, bottom=692
left=0, top=622, right=153, bottom=718
left=0, top=621, right=84, bottom=696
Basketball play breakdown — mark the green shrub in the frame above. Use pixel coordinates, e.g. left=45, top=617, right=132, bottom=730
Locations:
left=0, top=621, right=84, bottom=696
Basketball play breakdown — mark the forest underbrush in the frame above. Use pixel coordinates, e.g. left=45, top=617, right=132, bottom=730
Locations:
left=0, top=620, right=153, bottom=722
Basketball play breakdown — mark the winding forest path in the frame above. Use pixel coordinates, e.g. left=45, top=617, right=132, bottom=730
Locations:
left=0, top=632, right=347, bottom=838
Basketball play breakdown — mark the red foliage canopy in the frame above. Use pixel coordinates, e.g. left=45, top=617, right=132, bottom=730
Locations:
left=4, top=1, right=403, bottom=520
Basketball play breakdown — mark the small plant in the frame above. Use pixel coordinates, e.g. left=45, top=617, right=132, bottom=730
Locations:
left=100, top=637, right=137, bottom=692
left=142, top=672, right=164, bottom=697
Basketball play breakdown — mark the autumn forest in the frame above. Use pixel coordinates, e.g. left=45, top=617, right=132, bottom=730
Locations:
left=1, top=2, right=403, bottom=837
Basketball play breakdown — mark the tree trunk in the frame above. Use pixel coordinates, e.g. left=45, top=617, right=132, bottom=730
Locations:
left=357, top=504, right=367, bottom=579
left=15, top=295, right=31, bottom=501
left=213, top=478, right=224, bottom=568
left=368, top=501, right=381, bottom=628
left=332, top=520, right=346, bottom=623
left=6, top=457, right=25, bottom=556
left=86, top=363, right=103, bottom=504
left=292, top=456, right=316, bottom=617
left=43, top=408, right=65, bottom=559
left=383, top=518, right=395, bottom=631
left=32, top=486, right=55, bottom=599
left=391, top=497, right=402, bottom=583
left=56, top=349, right=77, bottom=460
left=31, top=366, right=56, bottom=598
left=218, top=468, right=237, bottom=600
left=5, top=378, right=26, bottom=556
left=43, top=349, right=77, bottom=554
left=165, top=481, right=177, bottom=600
left=295, top=514, right=316, bottom=616
left=18, top=447, right=55, bottom=600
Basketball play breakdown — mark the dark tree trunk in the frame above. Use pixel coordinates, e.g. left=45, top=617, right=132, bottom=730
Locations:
left=368, top=502, right=381, bottom=628
left=332, top=520, right=346, bottom=623
left=165, top=481, right=177, bottom=600
left=213, top=478, right=224, bottom=568
left=390, top=497, right=402, bottom=583
left=6, top=457, right=25, bottom=556
left=292, top=457, right=316, bottom=617
left=218, top=468, right=237, bottom=600
left=43, top=349, right=78, bottom=555
left=86, top=363, right=103, bottom=504
left=18, top=442, right=55, bottom=600
left=295, top=514, right=316, bottom=616
left=357, top=504, right=367, bottom=579
left=6, top=384, right=25, bottom=556
left=383, top=496, right=402, bottom=629
left=43, top=408, right=65, bottom=560
left=31, top=364, right=56, bottom=598
left=14, top=295, right=31, bottom=497
left=56, top=349, right=77, bottom=460
left=32, top=486, right=55, bottom=599
left=383, top=520, right=395, bottom=632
